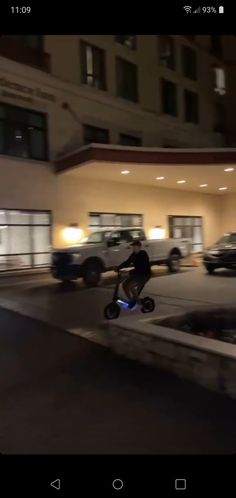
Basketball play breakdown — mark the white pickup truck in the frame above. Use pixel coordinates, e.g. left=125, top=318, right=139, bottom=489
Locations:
left=51, top=228, right=190, bottom=286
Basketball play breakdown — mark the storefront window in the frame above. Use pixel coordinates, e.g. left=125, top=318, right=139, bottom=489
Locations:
left=0, top=209, right=51, bottom=271
left=89, top=212, right=143, bottom=228
left=169, top=216, right=203, bottom=252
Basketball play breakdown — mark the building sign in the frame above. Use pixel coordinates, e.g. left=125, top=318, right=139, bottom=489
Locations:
left=0, top=76, right=56, bottom=103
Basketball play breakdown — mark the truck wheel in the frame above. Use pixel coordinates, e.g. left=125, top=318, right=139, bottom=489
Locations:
left=167, top=252, right=181, bottom=273
left=205, top=264, right=215, bottom=275
left=83, top=261, right=102, bottom=286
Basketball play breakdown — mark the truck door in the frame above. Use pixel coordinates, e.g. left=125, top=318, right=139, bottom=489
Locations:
left=106, top=231, right=129, bottom=268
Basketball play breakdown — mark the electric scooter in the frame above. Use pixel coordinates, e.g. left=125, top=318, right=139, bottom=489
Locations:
left=104, top=270, right=155, bottom=320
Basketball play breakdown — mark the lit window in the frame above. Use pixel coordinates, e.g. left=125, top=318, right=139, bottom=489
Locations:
left=159, top=36, right=175, bottom=70
left=81, top=41, right=106, bottom=90
left=214, top=67, right=226, bottom=95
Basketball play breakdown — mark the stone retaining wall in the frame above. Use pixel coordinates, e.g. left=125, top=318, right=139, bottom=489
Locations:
left=109, top=319, right=236, bottom=399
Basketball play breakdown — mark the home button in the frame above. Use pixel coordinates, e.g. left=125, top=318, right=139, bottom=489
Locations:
left=112, top=478, right=124, bottom=491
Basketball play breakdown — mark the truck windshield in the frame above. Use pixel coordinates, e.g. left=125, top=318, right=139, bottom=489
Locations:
left=87, top=231, right=112, bottom=243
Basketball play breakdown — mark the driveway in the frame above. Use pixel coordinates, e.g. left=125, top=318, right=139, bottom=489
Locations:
left=0, top=268, right=235, bottom=338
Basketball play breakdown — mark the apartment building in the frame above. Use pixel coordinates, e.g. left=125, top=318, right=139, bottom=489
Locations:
left=0, top=35, right=233, bottom=152
left=0, top=35, right=236, bottom=271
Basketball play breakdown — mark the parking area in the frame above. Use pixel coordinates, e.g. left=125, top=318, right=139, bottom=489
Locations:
left=0, top=266, right=235, bottom=340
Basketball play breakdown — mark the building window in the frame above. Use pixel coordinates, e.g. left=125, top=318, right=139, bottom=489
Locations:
left=169, top=216, right=203, bottom=252
left=0, top=209, right=51, bottom=271
left=182, top=45, right=197, bottom=80
left=119, top=133, right=142, bottom=146
left=5, top=35, right=43, bottom=51
left=115, top=36, right=136, bottom=50
left=213, top=66, right=226, bottom=95
left=83, top=124, right=109, bottom=145
left=89, top=212, right=143, bottom=229
left=210, top=36, right=222, bottom=57
left=0, top=103, right=48, bottom=160
left=184, top=90, right=199, bottom=124
left=214, top=103, right=225, bottom=133
left=161, top=79, right=177, bottom=117
left=159, top=36, right=175, bottom=70
left=80, top=41, right=106, bottom=90
left=116, top=58, right=138, bottom=102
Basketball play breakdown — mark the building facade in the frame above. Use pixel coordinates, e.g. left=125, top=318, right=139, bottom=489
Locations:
left=0, top=35, right=236, bottom=271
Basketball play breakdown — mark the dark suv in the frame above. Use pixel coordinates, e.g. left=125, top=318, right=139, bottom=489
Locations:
left=203, top=232, right=236, bottom=274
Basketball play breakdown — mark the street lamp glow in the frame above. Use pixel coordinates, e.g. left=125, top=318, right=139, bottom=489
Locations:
left=121, top=170, right=130, bottom=175
left=224, top=168, right=235, bottom=172
left=200, top=184, right=208, bottom=187
left=156, top=176, right=165, bottom=180
left=177, top=180, right=186, bottom=184
left=218, top=187, right=228, bottom=191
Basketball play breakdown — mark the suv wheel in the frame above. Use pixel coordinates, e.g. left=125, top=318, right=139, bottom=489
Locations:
left=205, top=264, right=215, bottom=275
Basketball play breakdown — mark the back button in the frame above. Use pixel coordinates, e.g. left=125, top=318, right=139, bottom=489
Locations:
left=50, top=479, right=61, bottom=491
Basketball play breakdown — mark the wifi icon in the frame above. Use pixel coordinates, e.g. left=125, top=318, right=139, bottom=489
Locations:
left=183, top=6, right=192, bottom=13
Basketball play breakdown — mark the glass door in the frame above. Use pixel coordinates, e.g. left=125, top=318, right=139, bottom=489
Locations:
left=169, top=216, right=203, bottom=252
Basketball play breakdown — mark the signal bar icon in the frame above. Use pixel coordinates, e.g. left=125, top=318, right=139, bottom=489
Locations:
left=193, top=6, right=201, bottom=13
left=183, top=6, right=192, bottom=13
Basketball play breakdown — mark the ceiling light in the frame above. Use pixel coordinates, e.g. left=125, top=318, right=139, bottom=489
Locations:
left=156, top=176, right=165, bottom=180
left=177, top=180, right=186, bottom=184
left=218, top=187, right=228, bottom=191
left=200, top=184, right=208, bottom=187
left=224, top=167, right=235, bottom=172
left=121, top=170, right=130, bottom=175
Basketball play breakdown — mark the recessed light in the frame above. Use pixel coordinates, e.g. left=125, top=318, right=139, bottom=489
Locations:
left=156, top=176, right=165, bottom=180
left=224, top=167, right=235, bottom=172
left=177, top=180, right=186, bottom=184
left=218, top=187, right=228, bottom=191
left=121, top=170, right=130, bottom=175
left=200, top=184, right=208, bottom=188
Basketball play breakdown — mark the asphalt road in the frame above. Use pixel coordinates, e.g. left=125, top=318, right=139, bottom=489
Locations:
left=1, top=306, right=236, bottom=455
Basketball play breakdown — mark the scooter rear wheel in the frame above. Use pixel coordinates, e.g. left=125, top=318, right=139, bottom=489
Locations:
left=141, top=297, right=155, bottom=313
left=104, top=302, right=120, bottom=320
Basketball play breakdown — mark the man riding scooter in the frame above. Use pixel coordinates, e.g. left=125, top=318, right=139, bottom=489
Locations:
left=116, top=240, right=151, bottom=308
